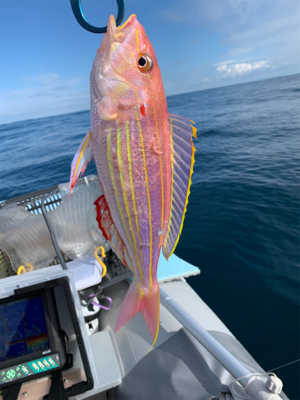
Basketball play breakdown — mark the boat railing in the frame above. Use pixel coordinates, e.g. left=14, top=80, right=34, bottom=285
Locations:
left=160, top=288, right=284, bottom=400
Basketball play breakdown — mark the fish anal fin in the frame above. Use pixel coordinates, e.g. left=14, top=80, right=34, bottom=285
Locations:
left=163, top=114, right=197, bottom=260
left=69, top=130, right=93, bottom=196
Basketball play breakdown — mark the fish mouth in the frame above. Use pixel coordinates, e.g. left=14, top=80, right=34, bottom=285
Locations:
left=107, top=14, right=139, bottom=41
left=117, top=14, right=138, bottom=33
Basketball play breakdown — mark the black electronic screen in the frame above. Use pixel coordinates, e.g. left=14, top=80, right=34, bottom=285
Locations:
left=0, top=295, right=50, bottom=362
left=0, top=276, right=91, bottom=394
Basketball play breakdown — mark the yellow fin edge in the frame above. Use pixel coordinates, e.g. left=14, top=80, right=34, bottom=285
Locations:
left=164, top=119, right=175, bottom=255
left=166, top=137, right=196, bottom=260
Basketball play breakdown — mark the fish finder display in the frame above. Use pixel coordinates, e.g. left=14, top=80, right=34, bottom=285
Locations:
left=0, top=295, right=50, bottom=362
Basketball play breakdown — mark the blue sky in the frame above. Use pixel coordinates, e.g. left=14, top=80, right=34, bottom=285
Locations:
left=0, top=0, right=299, bottom=124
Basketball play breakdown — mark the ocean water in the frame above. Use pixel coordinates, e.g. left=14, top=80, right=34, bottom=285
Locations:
left=1, top=74, right=299, bottom=398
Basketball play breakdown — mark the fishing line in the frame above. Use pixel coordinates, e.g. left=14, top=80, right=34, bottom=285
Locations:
left=266, top=358, right=300, bottom=373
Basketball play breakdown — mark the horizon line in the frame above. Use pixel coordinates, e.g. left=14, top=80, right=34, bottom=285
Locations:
left=1, top=72, right=299, bottom=126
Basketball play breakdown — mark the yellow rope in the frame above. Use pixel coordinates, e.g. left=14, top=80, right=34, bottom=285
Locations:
left=17, top=265, right=26, bottom=275
left=17, top=263, right=33, bottom=274
left=94, top=246, right=107, bottom=277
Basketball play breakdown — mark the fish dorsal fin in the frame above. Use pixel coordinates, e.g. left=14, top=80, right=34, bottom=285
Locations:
left=163, top=114, right=197, bottom=260
left=94, top=195, right=132, bottom=269
left=69, top=130, right=93, bottom=196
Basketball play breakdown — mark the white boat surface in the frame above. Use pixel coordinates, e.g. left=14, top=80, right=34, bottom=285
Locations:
left=0, top=175, right=288, bottom=400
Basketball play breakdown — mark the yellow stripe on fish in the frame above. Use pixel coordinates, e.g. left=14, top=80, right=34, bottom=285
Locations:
left=135, top=112, right=153, bottom=290
left=117, top=125, right=144, bottom=286
left=107, top=128, right=139, bottom=281
left=126, top=122, right=145, bottom=286
left=135, top=28, right=140, bottom=50
left=153, top=107, right=165, bottom=237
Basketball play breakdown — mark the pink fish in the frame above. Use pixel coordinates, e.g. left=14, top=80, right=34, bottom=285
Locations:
left=70, top=14, right=196, bottom=347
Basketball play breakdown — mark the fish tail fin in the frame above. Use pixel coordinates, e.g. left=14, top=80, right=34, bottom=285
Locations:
left=115, top=280, right=160, bottom=349
left=115, top=282, right=143, bottom=333
left=142, top=281, right=160, bottom=352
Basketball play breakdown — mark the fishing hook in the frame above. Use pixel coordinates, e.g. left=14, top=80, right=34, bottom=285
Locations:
left=70, top=0, right=125, bottom=33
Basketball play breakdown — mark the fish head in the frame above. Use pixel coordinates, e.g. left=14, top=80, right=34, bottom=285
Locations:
left=91, top=14, right=164, bottom=121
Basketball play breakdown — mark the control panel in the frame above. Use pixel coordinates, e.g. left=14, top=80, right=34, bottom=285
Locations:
left=0, top=353, right=60, bottom=385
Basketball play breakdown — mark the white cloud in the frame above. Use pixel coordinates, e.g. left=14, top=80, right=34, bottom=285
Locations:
left=216, top=61, right=269, bottom=77
left=229, top=47, right=253, bottom=56
left=0, top=73, right=89, bottom=124
left=162, top=0, right=299, bottom=79
left=23, top=73, right=61, bottom=86
left=22, top=72, right=80, bottom=94
left=213, top=60, right=237, bottom=67
left=216, top=65, right=228, bottom=73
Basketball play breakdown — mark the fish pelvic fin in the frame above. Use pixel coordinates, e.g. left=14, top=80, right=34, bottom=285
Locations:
left=69, top=130, right=93, bottom=196
left=163, top=115, right=197, bottom=260
left=115, top=280, right=160, bottom=350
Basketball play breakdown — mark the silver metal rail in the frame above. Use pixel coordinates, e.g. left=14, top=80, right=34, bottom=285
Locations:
left=160, top=288, right=284, bottom=400
left=160, top=288, right=251, bottom=387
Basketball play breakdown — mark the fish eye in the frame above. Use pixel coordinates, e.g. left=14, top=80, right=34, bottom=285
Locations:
left=137, top=53, right=153, bottom=72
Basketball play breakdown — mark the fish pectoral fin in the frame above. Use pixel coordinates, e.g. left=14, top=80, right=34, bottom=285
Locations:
left=69, top=130, right=93, bottom=196
left=97, top=96, right=118, bottom=121
left=94, top=195, right=131, bottom=269
left=115, top=280, right=160, bottom=350
left=163, top=114, right=197, bottom=260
